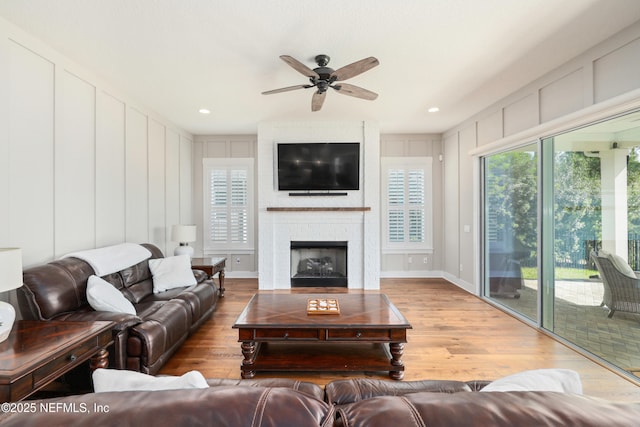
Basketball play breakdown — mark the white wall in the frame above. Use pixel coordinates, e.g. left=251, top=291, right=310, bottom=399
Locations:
left=0, top=17, right=194, bottom=268
left=443, top=19, right=640, bottom=294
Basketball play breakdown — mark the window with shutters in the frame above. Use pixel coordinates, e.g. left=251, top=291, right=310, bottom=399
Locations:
left=203, top=158, right=254, bottom=251
left=381, top=157, right=432, bottom=252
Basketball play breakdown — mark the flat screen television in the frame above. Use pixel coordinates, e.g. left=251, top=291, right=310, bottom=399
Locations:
left=277, top=142, right=360, bottom=191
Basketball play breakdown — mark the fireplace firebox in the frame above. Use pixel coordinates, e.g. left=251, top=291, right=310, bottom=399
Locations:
left=290, top=241, right=347, bottom=287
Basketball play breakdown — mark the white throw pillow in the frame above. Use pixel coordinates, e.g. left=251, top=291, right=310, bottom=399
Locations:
left=92, top=368, right=209, bottom=393
left=86, top=275, right=136, bottom=315
left=149, top=255, right=197, bottom=293
left=480, top=369, right=582, bottom=393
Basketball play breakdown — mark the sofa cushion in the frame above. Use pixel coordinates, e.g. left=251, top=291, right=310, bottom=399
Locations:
left=129, top=299, right=191, bottom=367
left=92, top=368, right=208, bottom=392
left=480, top=369, right=582, bottom=393
left=335, top=391, right=640, bottom=427
left=206, top=378, right=325, bottom=401
left=0, top=387, right=334, bottom=427
left=86, top=275, right=136, bottom=315
left=325, top=378, right=473, bottom=405
left=145, top=282, right=216, bottom=323
left=149, top=255, right=197, bottom=293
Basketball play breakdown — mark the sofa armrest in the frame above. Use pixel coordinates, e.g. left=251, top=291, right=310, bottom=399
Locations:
left=192, top=269, right=207, bottom=283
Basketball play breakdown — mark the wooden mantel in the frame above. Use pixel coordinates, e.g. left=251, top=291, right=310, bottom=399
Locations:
left=266, top=207, right=371, bottom=212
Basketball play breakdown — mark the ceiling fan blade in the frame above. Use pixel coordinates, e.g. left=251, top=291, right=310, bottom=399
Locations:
left=262, top=84, right=310, bottom=95
left=331, top=57, right=379, bottom=81
left=311, top=91, right=327, bottom=112
left=333, top=83, right=378, bottom=100
left=280, top=55, right=319, bottom=79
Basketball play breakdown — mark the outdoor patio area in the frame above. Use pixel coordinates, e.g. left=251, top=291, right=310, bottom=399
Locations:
left=495, top=279, right=640, bottom=378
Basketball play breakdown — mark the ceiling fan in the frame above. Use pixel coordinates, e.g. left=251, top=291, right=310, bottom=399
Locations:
left=262, top=54, right=379, bottom=112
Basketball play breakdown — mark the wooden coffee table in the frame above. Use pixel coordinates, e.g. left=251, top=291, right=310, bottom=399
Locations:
left=232, top=293, right=412, bottom=380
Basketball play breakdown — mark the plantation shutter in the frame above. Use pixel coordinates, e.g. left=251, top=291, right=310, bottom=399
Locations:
left=407, top=169, right=425, bottom=243
left=229, top=169, right=248, bottom=244
left=204, top=158, right=254, bottom=250
left=382, top=157, right=432, bottom=251
left=209, top=169, right=228, bottom=243
left=387, top=169, right=405, bottom=243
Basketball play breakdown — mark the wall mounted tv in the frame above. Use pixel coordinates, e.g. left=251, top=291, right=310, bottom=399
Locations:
left=277, top=142, right=360, bottom=192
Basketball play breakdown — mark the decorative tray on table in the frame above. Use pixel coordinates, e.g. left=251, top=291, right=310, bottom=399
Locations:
left=307, top=298, right=340, bottom=315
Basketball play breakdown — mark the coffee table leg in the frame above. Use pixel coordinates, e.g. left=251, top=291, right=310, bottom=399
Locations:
left=241, top=341, right=256, bottom=379
left=389, top=342, right=405, bottom=380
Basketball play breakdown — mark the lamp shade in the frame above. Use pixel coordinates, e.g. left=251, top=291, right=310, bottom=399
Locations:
left=171, top=225, right=197, bottom=243
left=0, top=248, right=22, bottom=292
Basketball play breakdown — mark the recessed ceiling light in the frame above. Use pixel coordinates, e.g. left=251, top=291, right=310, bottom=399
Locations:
left=199, top=108, right=211, bottom=114
left=428, top=107, right=440, bottom=113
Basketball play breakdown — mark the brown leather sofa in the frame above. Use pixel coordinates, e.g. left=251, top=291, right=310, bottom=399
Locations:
left=1, top=377, right=639, bottom=426
left=18, top=243, right=219, bottom=375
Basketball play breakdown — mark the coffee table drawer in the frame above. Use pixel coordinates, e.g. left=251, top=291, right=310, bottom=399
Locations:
left=327, top=329, right=392, bottom=340
left=254, top=328, right=320, bottom=340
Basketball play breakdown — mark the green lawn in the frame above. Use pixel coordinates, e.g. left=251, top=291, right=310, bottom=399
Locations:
left=521, top=266, right=598, bottom=280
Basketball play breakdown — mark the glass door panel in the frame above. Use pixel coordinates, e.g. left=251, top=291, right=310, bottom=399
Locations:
left=548, top=110, right=640, bottom=378
left=483, top=143, right=538, bottom=321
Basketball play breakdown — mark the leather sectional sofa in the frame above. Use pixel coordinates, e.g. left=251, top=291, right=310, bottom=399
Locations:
left=18, top=243, right=219, bottom=375
left=1, top=377, right=639, bottom=426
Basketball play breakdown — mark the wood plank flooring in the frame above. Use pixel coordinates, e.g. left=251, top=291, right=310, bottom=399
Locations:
left=160, top=278, right=640, bottom=402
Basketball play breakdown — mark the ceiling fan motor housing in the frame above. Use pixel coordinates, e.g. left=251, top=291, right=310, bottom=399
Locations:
left=314, top=54, right=330, bottom=66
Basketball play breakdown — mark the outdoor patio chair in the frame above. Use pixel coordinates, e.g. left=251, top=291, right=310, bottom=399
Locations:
left=590, top=250, right=640, bottom=318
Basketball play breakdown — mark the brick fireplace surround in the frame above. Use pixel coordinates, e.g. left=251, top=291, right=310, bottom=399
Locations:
left=257, top=121, right=381, bottom=290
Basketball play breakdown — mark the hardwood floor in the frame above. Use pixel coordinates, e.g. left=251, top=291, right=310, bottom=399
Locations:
left=160, top=278, right=640, bottom=402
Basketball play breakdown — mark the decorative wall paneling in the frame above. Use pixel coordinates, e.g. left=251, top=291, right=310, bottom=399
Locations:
left=443, top=21, right=640, bottom=293
left=0, top=18, right=193, bottom=271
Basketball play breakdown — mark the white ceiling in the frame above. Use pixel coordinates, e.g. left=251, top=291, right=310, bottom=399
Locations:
left=1, top=0, right=640, bottom=135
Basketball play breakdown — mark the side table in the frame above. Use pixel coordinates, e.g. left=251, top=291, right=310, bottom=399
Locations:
left=0, top=320, right=113, bottom=402
left=191, top=257, right=227, bottom=296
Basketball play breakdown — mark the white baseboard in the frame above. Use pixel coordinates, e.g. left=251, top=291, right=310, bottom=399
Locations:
left=221, top=271, right=258, bottom=279
left=379, top=270, right=444, bottom=278
left=441, top=272, right=478, bottom=295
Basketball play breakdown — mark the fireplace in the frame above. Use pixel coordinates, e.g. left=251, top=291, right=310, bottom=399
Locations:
left=290, top=241, right=348, bottom=287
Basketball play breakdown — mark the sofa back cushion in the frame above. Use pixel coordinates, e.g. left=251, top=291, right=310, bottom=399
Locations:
left=21, top=258, right=95, bottom=320
left=120, top=260, right=154, bottom=303
left=118, top=244, right=165, bottom=303
left=336, top=391, right=640, bottom=427
left=325, top=378, right=473, bottom=405
left=0, top=386, right=334, bottom=427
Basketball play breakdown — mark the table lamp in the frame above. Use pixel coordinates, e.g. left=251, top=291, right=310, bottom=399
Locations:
left=0, top=248, right=22, bottom=343
left=171, top=225, right=197, bottom=258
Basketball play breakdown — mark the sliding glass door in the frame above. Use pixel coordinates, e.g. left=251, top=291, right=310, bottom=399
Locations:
left=482, top=109, right=640, bottom=379
left=483, top=143, right=538, bottom=322
left=548, top=111, right=640, bottom=377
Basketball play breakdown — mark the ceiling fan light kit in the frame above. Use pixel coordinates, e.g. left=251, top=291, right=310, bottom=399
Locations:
left=262, top=54, right=379, bottom=111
